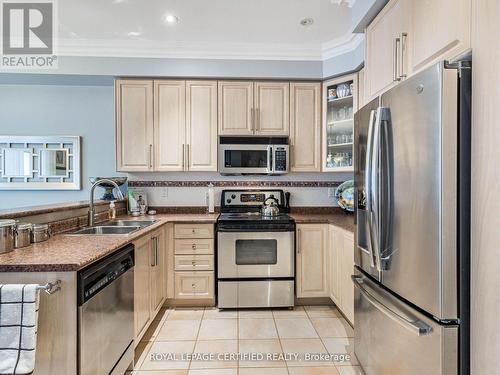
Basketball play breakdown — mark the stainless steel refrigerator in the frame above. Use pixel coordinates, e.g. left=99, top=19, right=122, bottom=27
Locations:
left=353, top=61, right=470, bottom=375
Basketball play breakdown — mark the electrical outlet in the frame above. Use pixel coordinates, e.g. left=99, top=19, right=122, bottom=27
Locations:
left=161, top=187, right=168, bottom=198
left=328, top=187, right=336, bottom=198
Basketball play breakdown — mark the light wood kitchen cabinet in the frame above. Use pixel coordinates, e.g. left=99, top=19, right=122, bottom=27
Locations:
left=117, top=79, right=217, bottom=172
left=218, top=81, right=254, bottom=135
left=409, top=0, right=471, bottom=73
left=290, top=82, right=321, bottom=172
left=134, top=226, right=167, bottom=344
left=365, top=0, right=410, bottom=100
left=329, top=225, right=341, bottom=305
left=254, top=81, right=290, bottom=135
left=154, top=80, right=186, bottom=171
left=322, top=73, right=357, bottom=172
left=328, top=225, right=355, bottom=324
left=150, top=227, right=166, bottom=316
left=133, top=234, right=152, bottom=342
left=115, top=80, right=154, bottom=171
left=186, top=80, right=218, bottom=171
left=218, top=80, right=290, bottom=136
left=171, top=223, right=215, bottom=301
left=296, top=224, right=329, bottom=298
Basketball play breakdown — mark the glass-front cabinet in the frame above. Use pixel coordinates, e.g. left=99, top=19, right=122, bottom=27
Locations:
left=322, top=73, right=358, bottom=172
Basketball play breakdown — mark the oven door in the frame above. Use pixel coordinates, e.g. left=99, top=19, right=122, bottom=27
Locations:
left=219, top=144, right=272, bottom=174
left=218, top=231, right=294, bottom=278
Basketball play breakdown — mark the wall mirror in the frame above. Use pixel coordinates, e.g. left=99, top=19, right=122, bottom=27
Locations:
left=0, top=136, right=81, bottom=190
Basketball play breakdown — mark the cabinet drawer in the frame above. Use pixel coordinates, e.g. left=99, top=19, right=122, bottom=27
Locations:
left=174, top=271, right=214, bottom=299
left=175, top=239, right=214, bottom=255
left=175, top=255, right=214, bottom=271
left=174, top=224, right=214, bottom=239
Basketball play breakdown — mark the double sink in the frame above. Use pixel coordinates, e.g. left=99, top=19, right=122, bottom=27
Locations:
left=67, top=219, right=156, bottom=235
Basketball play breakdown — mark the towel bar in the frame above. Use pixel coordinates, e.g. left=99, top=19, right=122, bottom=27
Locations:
left=36, top=280, right=61, bottom=295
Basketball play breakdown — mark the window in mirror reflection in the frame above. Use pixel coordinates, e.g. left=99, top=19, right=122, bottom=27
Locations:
left=2, top=148, right=32, bottom=177
left=39, top=149, right=68, bottom=177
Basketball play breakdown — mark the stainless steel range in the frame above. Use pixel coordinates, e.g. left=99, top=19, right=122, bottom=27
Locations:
left=216, top=189, right=295, bottom=308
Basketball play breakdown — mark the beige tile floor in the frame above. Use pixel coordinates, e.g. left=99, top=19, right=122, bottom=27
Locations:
left=129, top=305, right=365, bottom=375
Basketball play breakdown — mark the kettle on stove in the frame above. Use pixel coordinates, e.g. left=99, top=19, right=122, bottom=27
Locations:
left=261, top=196, right=280, bottom=217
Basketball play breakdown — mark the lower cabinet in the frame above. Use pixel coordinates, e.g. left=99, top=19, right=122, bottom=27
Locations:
left=172, top=223, right=215, bottom=301
left=296, top=224, right=329, bottom=298
left=329, top=225, right=355, bottom=324
left=133, top=226, right=166, bottom=344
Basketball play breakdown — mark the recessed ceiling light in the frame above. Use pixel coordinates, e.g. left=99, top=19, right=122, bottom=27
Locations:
left=163, top=14, right=179, bottom=24
left=300, top=18, right=314, bottom=27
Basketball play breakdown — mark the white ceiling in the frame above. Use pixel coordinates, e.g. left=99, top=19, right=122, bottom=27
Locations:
left=58, top=0, right=362, bottom=60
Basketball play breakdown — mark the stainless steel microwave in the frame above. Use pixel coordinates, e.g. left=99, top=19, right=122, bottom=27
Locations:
left=218, top=136, right=289, bottom=175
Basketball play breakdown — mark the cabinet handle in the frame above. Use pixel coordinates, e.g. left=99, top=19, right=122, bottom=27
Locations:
left=192, top=261, right=196, bottom=266
left=192, top=244, right=197, bottom=250
left=186, top=144, right=190, bottom=169
left=192, top=229, right=196, bottom=234
left=155, top=237, right=159, bottom=266
left=149, top=144, right=153, bottom=169
left=182, top=144, right=185, bottom=170
left=297, top=229, right=301, bottom=254
left=251, top=108, right=254, bottom=133
left=151, top=237, right=156, bottom=267
left=393, top=37, right=401, bottom=82
left=399, top=32, right=407, bottom=79
left=255, top=108, right=260, bottom=133
left=192, top=283, right=196, bottom=288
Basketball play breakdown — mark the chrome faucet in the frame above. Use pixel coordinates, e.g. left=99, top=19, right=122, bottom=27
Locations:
left=88, top=179, right=125, bottom=227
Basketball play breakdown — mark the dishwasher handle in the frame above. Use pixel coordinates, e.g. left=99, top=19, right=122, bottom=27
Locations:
left=78, top=244, right=135, bottom=306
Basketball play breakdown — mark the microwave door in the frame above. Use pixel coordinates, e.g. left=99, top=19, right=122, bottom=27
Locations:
left=219, top=144, right=270, bottom=174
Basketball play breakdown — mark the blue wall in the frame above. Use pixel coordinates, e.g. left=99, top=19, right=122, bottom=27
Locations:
left=0, top=81, right=120, bottom=209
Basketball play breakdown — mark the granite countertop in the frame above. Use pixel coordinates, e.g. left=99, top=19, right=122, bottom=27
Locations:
left=0, top=214, right=219, bottom=273
left=290, top=212, right=354, bottom=233
left=0, top=209, right=354, bottom=273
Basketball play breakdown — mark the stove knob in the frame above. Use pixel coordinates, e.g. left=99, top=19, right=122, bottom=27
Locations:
left=231, top=194, right=236, bottom=199
left=226, top=199, right=231, bottom=204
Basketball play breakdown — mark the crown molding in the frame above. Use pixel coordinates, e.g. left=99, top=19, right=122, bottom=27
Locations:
left=57, top=33, right=364, bottom=62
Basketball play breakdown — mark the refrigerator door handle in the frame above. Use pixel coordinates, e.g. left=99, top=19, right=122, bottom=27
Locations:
left=352, top=275, right=433, bottom=336
left=364, top=109, right=377, bottom=268
left=370, top=108, right=382, bottom=271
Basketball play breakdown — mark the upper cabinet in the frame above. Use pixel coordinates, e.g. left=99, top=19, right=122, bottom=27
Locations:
left=186, top=81, right=218, bottom=171
left=154, top=80, right=186, bottom=171
left=409, top=0, right=471, bottom=73
left=322, top=73, right=358, bottom=172
left=116, top=79, right=217, bottom=172
left=254, top=82, right=290, bottom=135
left=218, top=81, right=290, bottom=136
left=365, top=0, right=410, bottom=101
left=115, top=80, right=154, bottom=171
left=290, top=82, right=321, bottom=172
left=217, top=81, right=254, bottom=135
left=364, top=0, right=472, bottom=101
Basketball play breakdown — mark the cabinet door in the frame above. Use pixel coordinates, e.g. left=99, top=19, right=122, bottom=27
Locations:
left=115, top=80, right=153, bottom=171
left=290, top=82, right=321, bottom=172
left=410, top=0, right=471, bottom=73
left=133, top=235, right=151, bottom=341
left=174, top=271, right=215, bottom=299
left=186, top=81, right=218, bottom=171
left=150, top=228, right=166, bottom=316
left=296, top=224, right=329, bottom=298
left=154, top=80, right=186, bottom=171
left=365, top=0, right=410, bottom=100
left=329, top=226, right=342, bottom=305
left=218, top=81, right=254, bottom=135
left=254, top=82, right=290, bottom=135
left=341, top=231, right=355, bottom=324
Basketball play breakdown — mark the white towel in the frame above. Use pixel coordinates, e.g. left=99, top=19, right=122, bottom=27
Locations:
left=0, top=285, right=40, bottom=375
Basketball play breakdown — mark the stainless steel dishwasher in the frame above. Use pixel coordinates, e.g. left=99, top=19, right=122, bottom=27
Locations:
left=77, top=244, right=134, bottom=375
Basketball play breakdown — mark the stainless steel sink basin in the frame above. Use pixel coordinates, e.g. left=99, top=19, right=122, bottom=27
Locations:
left=100, top=219, right=156, bottom=228
left=68, top=226, right=141, bottom=235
